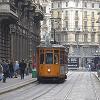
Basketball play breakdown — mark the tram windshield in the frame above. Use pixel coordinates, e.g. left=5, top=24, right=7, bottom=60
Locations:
left=46, top=53, right=53, bottom=64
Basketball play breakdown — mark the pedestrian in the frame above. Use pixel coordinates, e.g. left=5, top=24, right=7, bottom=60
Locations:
left=88, top=64, right=91, bottom=71
left=1, top=59, right=9, bottom=83
left=25, top=61, right=29, bottom=76
left=6, top=60, right=10, bottom=78
left=28, top=61, right=32, bottom=73
left=19, top=59, right=26, bottom=79
left=14, top=61, right=19, bottom=78
left=0, top=63, right=3, bottom=81
left=96, top=62, right=100, bottom=77
left=8, top=61, right=14, bottom=78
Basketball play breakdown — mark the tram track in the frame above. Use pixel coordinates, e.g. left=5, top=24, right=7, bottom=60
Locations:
left=15, top=71, right=74, bottom=100
left=31, top=72, right=75, bottom=100
left=32, top=84, right=59, bottom=100
left=63, top=72, right=100, bottom=100
left=63, top=73, right=82, bottom=100
left=90, top=72, right=100, bottom=100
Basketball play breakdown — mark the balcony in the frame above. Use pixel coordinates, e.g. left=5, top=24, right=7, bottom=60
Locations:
left=83, top=16, right=88, bottom=21
left=75, top=16, right=79, bottom=21
left=34, top=4, right=44, bottom=21
left=64, top=16, right=68, bottom=20
left=91, top=17, right=95, bottom=22
left=0, top=0, right=18, bottom=21
left=91, top=28, right=96, bottom=32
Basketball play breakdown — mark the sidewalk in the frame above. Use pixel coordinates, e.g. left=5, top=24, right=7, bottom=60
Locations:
left=0, top=74, right=37, bottom=95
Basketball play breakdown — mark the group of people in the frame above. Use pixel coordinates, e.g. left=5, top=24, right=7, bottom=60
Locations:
left=0, top=59, right=31, bottom=83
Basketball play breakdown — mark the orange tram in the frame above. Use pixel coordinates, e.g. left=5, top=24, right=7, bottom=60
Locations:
left=35, top=44, right=69, bottom=83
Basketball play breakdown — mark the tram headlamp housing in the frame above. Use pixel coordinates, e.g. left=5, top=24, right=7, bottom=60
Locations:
left=48, top=68, right=51, bottom=72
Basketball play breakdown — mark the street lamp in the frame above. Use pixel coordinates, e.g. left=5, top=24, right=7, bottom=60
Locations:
left=75, top=30, right=80, bottom=56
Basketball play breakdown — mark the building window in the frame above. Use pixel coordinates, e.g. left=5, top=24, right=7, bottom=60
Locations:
left=51, top=11, right=53, bottom=16
left=98, top=34, right=100, bottom=43
left=75, top=11, right=78, bottom=16
left=98, top=23, right=100, bottom=30
left=58, top=2, right=60, bottom=8
left=99, top=3, right=100, bottom=8
left=2, top=0, right=9, bottom=2
left=66, top=2, right=68, bottom=7
left=66, top=11, right=68, bottom=16
left=64, top=34, right=68, bottom=42
left=51, top=21, right=54, bottom=29
left=52, top=3, right=54, bottom=8
left=84, top=11, right=87, bottom=18
left=75, top=21, right=78, bottom=29
left=65, top=21, right=68, bottom=29
left=58, top=23, right=61, bottom=30
left=92, top=3, right=94, bottom=8
left=75, top=34, right=79, bottom=42
left=58, top=11, right=60, bottom=17
left=91, top=22, right=94, bottom=29
left=75, top=2, right=78, bottom=7
left=84, top=21, right=87, bottom=31
left=84, top=34, right=88, bottom=42
left=91, top=34, right=95, bottom=42
left=43, top=7, right=46, bottom=13
left=91, top=12, right=94, bottom=18
left=57, top=34, right=61, bottom=42
left=84, top=2, right=87, bottom=7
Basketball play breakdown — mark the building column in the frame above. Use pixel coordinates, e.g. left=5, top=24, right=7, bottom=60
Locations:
left=10, top=24, right=16, bottom=61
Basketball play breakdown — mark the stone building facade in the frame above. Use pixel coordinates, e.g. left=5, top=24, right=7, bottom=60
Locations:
left=0, top=0, right=44, bottom=62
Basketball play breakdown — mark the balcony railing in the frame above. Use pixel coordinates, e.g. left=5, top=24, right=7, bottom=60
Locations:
left=91, top=17, right=95, bottom=22
left=75, top=16, right=79, bottom=20
left=83, top=16, right=88, bottom=21
left=64, top=16, right=68, bottom=20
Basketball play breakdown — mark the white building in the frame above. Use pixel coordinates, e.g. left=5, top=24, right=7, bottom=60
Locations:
left=50, top=0, right=100, bottom=67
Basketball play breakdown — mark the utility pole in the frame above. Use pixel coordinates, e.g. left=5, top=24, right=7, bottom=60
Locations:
left=53, top=28, right=56, bottom=44
left=50, top=17, right=61, bottom=44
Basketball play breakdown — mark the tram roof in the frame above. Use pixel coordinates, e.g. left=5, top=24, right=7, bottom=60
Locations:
left=37, top=43, right=67, bottom=48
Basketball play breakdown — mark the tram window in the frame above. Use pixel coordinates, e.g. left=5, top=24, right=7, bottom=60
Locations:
left=40, top=54, right=44, bottom=64
left=54, top=50, right=59, bottom=53
left=46, top=53, right=53, bottom=64
left=60, top=50, right=64, bottom=64
left=54, top=54, right=59, bottom=64
left=60, top=57, right=63, bottom=64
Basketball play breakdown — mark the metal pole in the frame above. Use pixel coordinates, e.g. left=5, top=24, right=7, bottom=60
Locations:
left=54, top=29, right=56, bottom=44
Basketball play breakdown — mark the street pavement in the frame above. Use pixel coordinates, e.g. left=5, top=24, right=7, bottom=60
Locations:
left=92, top=71, right=100, bottom=80
left=0, top=74, right=37, bottom=95
left=0, top=71, right=99, bottom=95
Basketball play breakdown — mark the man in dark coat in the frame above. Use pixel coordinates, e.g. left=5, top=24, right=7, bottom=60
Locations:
left=1, top=60, right=9, bottom=82
left=19, top=59, right=26, bottom=79
left=8, top=61, right=14, bottom=78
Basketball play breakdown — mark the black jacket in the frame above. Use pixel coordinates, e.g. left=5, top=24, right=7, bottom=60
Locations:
left=19, top=62, right=26, bottom=70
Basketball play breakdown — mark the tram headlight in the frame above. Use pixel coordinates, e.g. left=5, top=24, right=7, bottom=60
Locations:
left=48, top=68, right=51, bottom=72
